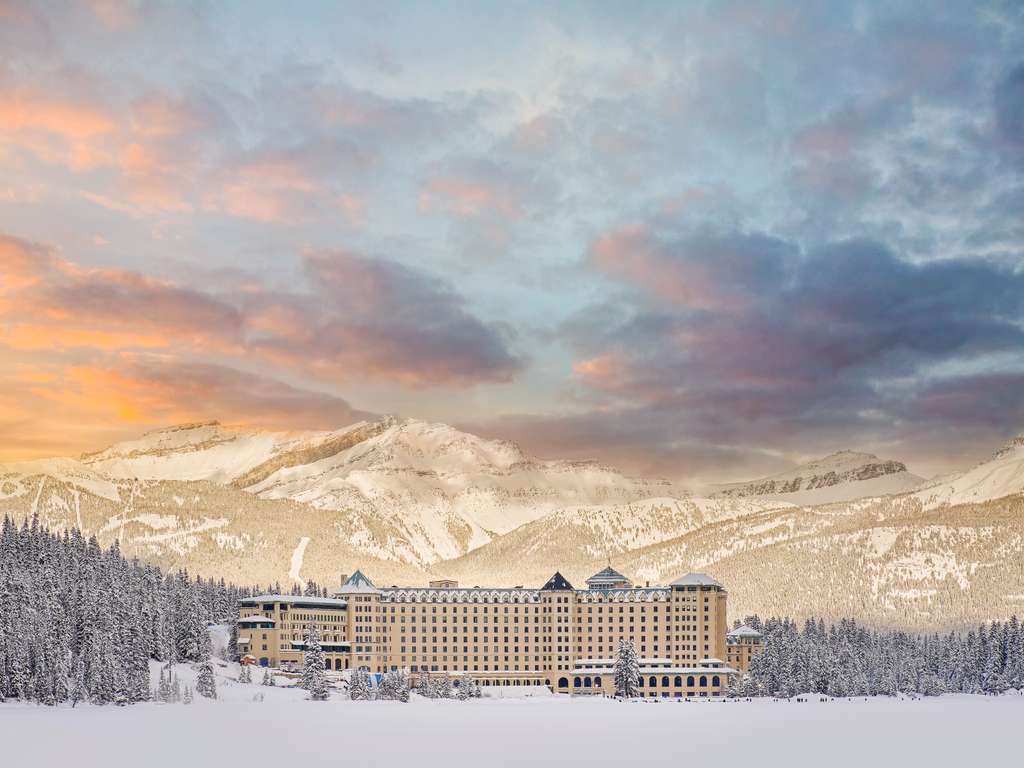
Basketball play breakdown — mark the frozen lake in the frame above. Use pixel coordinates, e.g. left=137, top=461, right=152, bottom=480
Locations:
left=3, top=683, right=1022, bottom=768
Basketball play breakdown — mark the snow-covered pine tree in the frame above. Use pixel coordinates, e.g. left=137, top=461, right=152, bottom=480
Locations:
left=239, top=664, right=252, bottom=684
left=0, top=515, right=248, bottom=707
left=195, top=661, right=217, bottom=699
left=183, top=686, right=193, bottom=705
left=613, top=638, right=640, bottom=698
left=387, top=668, right=410, bottom=702
left=157, top=666, right=172, bottom=702
left=434, top=673, right=453, bottom=699
left=349, top=668, right=372, bottom=700
left=262, top=669, right=275, bottom=687
left=301, top=625, right=329, bottom=701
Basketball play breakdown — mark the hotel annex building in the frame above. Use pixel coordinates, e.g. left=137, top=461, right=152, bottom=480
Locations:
left=238, top=567, right=763, bottom=697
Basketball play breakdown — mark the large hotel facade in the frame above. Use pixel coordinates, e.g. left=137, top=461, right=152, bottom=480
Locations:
left=238, top=566, right=763, bottom=697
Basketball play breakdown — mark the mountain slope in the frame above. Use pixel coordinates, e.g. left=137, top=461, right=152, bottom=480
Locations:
left=0, top=466, right=427, bottom=587
left=435, top=495, right=793, bottom=588
left=712, top=450, right=924, bottom=505
left=915, top=435, right=1024, bottom=509
left=84, top=417, right=673, bottom=566
left=443, top=491, right=1024, bottom=628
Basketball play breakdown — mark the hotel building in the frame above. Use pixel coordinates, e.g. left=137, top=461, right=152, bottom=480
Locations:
left=238, top=566, right=753, bottom=697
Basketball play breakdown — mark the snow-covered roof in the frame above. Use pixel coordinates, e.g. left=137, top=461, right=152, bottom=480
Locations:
left=382, top=587, right=540, bottom=603
left=241, top=594, right=348, bottom=608
left=237, top=636, right=251, bottom=643
left=238, top=614, right=274, bottom=623
left=337, top=569, right=379, bottom=594
left=727, top=624, right=763, bottom=638
left=585, top=566, right=632, bottom=588
left=670, top=573, right=723, bottom=588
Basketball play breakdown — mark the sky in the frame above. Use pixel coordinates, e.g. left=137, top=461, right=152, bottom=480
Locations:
left=1, top=0, right=1023, bottom=482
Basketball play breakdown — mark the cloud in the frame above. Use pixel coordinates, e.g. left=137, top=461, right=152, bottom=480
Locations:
left=0, top=232, right=521, bottom=387
left=0, top=354, right=373, bottom=461
left=526, top=224, right=1024, bottom=479
left=994, top=62, right=1024, bottom=155
left=286, top=250, right=523, bottom=385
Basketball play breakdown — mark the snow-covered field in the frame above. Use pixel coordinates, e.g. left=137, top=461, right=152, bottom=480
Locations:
left=2, top=660, right=1022, bottom=768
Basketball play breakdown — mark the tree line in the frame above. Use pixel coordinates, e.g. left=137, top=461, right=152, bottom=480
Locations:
left=733, top=615, right=1024, bottom=697
left=0, top=515, right=246, bottom=705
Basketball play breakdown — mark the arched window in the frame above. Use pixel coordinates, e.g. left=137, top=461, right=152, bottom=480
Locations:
left=649, top=676, right=657, bottom=688
left=574, top=677, right=582, bottom=688
left=638, top=676, right=644, bottom=687
left=712, top=676, right=720, bottom=687
left=699, top=676, right=707, bottom=687
left=546, top=679, right=552, bottom=687
left=661, top=676, right=670, bottom=687
left=558, top=677, right=569, bottom=688
left=674, top=676, right=682, bottom=687
left=594, top=676, right=602, bottom=687
left=584, top=677, right=592, bottom=688
left=687, top=676, right=695, bottom=686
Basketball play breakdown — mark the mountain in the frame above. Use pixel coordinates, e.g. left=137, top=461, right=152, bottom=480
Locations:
left=915, top=435, right=1024, bottom=509
left=29, top=416, right=672, bottom=567
left=712, top=450, right=924, bottom=505
left=443, top=491, right=1024, bottom=629
left=434, top=495, right=794, bottom=588
left=4, top=421, right=1023, bottom=630
left=0, top=464, right=427, bottom=587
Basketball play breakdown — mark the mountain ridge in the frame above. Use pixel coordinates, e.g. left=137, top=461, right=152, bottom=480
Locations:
left=3, top=420, right=1024, bottom=629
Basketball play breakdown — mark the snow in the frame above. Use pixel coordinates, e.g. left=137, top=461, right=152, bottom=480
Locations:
left=711, top=450, right=925, bottom=505
left=288, top=536, right=311, bottom=584
left=2, top=685, right=1022, bottom=767
left=916, top=436, right=1024, bottom=508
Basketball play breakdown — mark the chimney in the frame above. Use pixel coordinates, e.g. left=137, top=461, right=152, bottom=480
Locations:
left=339, top=573, right=349, bottom=586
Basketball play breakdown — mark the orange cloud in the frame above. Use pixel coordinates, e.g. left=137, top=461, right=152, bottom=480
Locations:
left=0, top=232, right=521, bottom=394
left=0, top=92, right=118, bottom=169
left=0, top=233, right=242, bottom=355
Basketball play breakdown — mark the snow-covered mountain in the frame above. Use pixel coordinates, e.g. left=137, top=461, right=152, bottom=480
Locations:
left=4, top=422, right=1024, bottom=629
left=915, top=435, right=1024, bottom=509
left=45, top=417, right=673, bottom=566
left=712, top=450, right=924, bottom=505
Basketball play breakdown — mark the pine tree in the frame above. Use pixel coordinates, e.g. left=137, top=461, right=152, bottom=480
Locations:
left=195, top=661, right=217, bottom=699
left=301, top=625, right=329, bottom=701
left=70, top=654, right=87, bottom=708
left=433, top=673, right=453, bottom=699
left=613, top=639, right=640, bottom=698
left=183, top=685, right=193, bottom=705
left=262, top=669, right=275, bottom=687
left=157, top=666, right=172, bottom=702
left=349, top=668, right=372, bottom=700
left=239, top=664, right=252, bottom=684
left=379, top=668, right=410, bottom=701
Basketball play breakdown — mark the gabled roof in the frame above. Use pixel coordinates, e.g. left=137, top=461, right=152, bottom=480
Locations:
left=337, top=569, right=379, bottom=594
left=540, top=571, right=574, bottom=591
left=585, top=566, right=631, bottom=587
left=727, top=624, right=763, bottom=638
left=670, top=573, right=723, bottom=588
